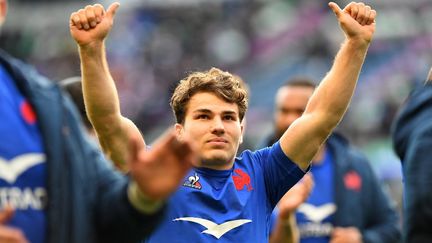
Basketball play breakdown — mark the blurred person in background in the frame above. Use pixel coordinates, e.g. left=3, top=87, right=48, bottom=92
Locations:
left=267, top=78, right=401, bottom=243
left=0, top=0, right=198, bottom=242
left=59, top=76, right=95, bottom=137
left=70, top=1, right=376, bottom=242
left=392, top=66, right=432, bottom=243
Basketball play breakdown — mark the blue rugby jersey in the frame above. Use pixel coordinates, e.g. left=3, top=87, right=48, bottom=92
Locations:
left=296, top=149, right=335, bottom=243
left=0, top=65, right=47, bottom=243
left=145, top=142, right=306, bottom=242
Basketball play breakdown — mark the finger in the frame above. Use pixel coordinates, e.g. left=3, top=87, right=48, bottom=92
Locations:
left=355, top=3, right=366, bottom=25
left=331, top=227, right=345, bottom=238
left=177, top=140, right=197, bottom=172
left=70, top=12, right=83, bottom=29
left=77, top=9, right=90, bottom=30
left=85, top=5, right=97, bottom=28
left=302, top=173, right=314, bottom=193
left=93, top=4, right=104, bottom=23
left=348, top=2, right=360, bottom=20
left=148, top=128, right=178, bottom=160
left=330, top=228, right=346, bottom=243
left=328, top=2, right=343, bottom=18
left=156, top=128, right=178, bottom=149
left=173, top=137, right=194, bottom=159
left=366, top=9, right=377, bottom=25
left=361, top=5, right=371, bottom=25
left=0, top=226, right=29, bottom=243
left=0, top=205, right=14, bottom=224
left=175, top=131, right=199, bottom=169
left=106, top=2, right=120, bottom=20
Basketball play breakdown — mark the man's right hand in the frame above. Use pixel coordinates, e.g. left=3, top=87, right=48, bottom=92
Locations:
left=278, top=173, right=314, bottom=220
left=70, top=3, right=120, bottom=47
left=128, top=128, right=197, bottom=201
left=0, top=206, right=28, bottom=243
left=329, top=2, right=376, bottom=45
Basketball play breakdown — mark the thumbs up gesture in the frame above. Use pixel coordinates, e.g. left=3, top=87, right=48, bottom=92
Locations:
left=70, top=3, right=120, bottom=47
left=329, top=2, right=377, bottom=44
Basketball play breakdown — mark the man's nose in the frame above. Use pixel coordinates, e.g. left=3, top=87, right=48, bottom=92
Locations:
left=211, top=117, right=225, bottom=135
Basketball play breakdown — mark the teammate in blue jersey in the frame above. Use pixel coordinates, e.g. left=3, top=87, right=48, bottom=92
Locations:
left=70, top=1, right=377, bottom=242
left=0, top=0, right=198, bottom=242
left=267, top=79, right=401, bottom=243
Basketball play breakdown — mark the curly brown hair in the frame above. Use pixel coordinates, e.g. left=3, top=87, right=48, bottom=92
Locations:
left=170, top=67, right=248, bottom=124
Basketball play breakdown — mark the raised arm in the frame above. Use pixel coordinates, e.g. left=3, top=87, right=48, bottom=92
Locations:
left=280, top=2, right=376, bottom=170
left=69, top=3, right=140, bottom=171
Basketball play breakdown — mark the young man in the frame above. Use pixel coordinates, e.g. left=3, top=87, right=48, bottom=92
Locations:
left=0, top=0, right=197, bottom=242
left=70, top=1, right=377, bottom=242
left=392, top=67, right=432, bottom=243
left=267, top=79, right=401, bottom=243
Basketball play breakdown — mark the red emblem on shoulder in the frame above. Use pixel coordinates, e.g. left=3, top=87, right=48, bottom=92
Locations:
left=232, top=169, right=253, bottom=191
left=344, top=171, right=362, bottom=191
left=20, top=100, right=37, bottom=125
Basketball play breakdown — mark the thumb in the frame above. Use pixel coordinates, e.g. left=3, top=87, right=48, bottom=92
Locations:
left=328, top=2, right=342, bottom=18
left=0, top=205, right=14, bottom=224
left=106, top=2, right=120, bottom=19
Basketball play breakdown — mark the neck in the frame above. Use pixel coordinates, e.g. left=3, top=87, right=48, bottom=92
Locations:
left=198, top=159, right=234, bottom=171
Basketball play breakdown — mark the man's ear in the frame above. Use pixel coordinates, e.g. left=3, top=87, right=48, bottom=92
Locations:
left=239, top=123, right=244, bottom=144
left=0, top=0, right=7, bottom=26
left=175, top=123, right=183, bottom=140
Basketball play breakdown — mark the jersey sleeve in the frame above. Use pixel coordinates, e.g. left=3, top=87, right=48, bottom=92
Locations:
left=253, top=141, right=307, bottom=208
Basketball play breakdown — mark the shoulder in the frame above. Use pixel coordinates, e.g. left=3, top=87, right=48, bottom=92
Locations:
left=394, top=84, right=432, bottom=130
left=0, top=50, right=55, bottom=89
left=238, top=142, right=287, bottom=162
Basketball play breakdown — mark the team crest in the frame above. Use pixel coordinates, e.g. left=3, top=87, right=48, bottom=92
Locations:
left=183, top=173, right=202, bottom=190
left=232, top=169, right=253, bottom=191
left=344, top=171, right=362, bottom=191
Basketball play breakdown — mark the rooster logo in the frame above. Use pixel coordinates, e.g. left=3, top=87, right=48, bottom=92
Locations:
left=232, top=169, right=253, bottom=191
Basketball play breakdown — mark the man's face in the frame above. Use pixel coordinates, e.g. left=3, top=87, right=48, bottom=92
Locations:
left=176, top=92, right=243, bottom=170
left=274, top=86, right=314, bottom=138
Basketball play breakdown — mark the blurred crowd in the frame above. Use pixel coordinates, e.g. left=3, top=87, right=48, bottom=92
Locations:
left=2, top=0, right=432, bottom=216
